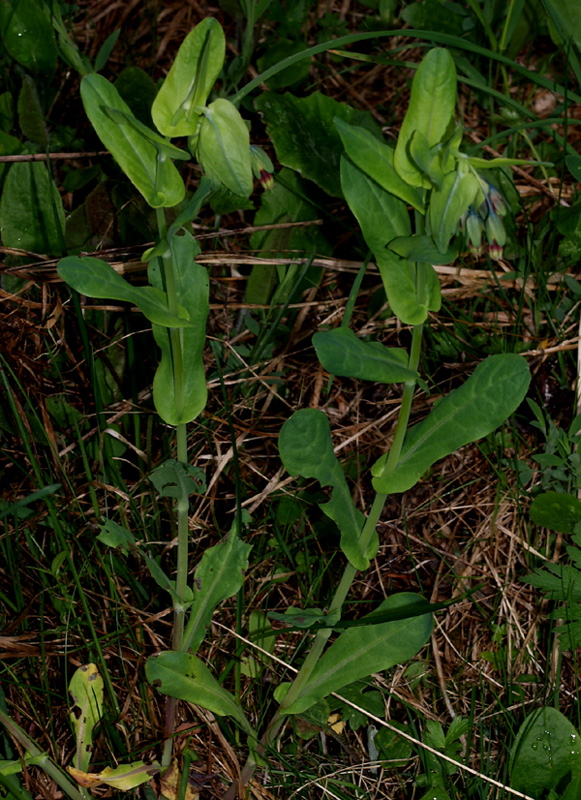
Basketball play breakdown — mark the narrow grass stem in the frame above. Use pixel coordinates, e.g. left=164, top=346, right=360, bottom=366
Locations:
left=224, top=324, right=425, bottom=798
left=0, top=710, right=85, bottom=800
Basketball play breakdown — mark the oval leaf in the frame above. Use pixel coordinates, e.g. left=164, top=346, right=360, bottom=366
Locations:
left=372, top=354, right=531, bottom=494
left=510, top=706, right=581, bottom=796
left=81, top=74, right=185, bottom=208
left=394, top=48, right=457, bottom=188
left=152, top=18, right=225, bottom=137
left=282, top=593, right=433, bottom=715
left=529, top=491, right=581, bottom=535
left=313, top=327, right=418, bottom=384
left=279, top=409, right=375, bottom=570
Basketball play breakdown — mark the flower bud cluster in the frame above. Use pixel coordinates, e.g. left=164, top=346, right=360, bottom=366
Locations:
left=459, top=180, right=508, bottom=261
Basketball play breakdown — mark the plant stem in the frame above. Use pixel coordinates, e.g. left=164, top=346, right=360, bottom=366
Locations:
left=155, top=208, right=190, bottom=769
left=223, top=323, right=425, bottom=798
left=0, top=710, right=85, bottom=800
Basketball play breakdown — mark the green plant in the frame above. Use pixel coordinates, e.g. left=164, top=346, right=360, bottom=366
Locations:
left=216, top=46, right=532, bottom=798
left=0, top=15, right=550, bottom=800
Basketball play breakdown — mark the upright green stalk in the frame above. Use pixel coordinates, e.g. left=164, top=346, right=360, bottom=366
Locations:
left=155, top=208, right=190, bottom=766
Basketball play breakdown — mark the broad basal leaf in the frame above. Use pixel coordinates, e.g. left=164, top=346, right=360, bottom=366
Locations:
left=372, top=354, right=531, bottom=494
left=510, top=707, right=581, bottom=797
left=0, top=161, right=64, bottom=255
left=0, top=0, right=57, bottom=74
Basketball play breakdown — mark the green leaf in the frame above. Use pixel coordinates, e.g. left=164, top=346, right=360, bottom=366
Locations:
left=145, top=651, right=255, bottom=736
left=268, top=607, right=337, bottom=628
left=0, top=161, right=64, bottom=254
left=409, top=130, right=452, bottom=189
left=149, top=459, right=205, bottom=501
left=429, top=168, right=480, bottom=254
left=372, top=355, right=531, bottom=494
left=254, top=91, right=381, bottom=198
left=282, top=593, right=432, bottom=715
left=566, top=154, right=581, bottom=182
left=248, top=168, right=330, bottom=305
left=510, top=707, right=581, bottom=796
left=0, top=0, right=57, bottom=74
left=182, top=532, right=252, bottom=654
left=541, top=0, right=581, bottom=50
left=279, top=409, right=376, bottom=570
left=148, top=232, right=209, bottom=424
left=394, top=48, right=457, bottom=188
left=387, top=234, right=458, bottom=264
left=94, top=28, right=120, bottom=72
left=57, top=256, right=193, bottom=329
left=313, top=327, right=418, bottom=384
left=102, top=106, right=190, bottom=160
left=97, top=519, right=136, bottom=554
left=529, top=492, right=581, bottom=535
left=114, top=66, right=157, bottom=129
left=466, top=155, right=551, bottom=169
left=334, top=118, right=425, bottom=212
left=17, top=75, right=47, bottom=147
left=152, top=18, right=225, bottom=137
left=68, top=664, right=104, bottom=772
left=340, top=154, right=441, bottom=325
left=81, top=74, right=185, bottom=208
left=195, top=99, right=253, bottom=196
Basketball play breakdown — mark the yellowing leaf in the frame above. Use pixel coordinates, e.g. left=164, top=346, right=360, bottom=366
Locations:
left=68, top=664, right=103, bottom=773
left=68, top=761, right=160, bottom=791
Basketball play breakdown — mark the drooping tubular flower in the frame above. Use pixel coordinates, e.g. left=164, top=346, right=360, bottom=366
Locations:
left=460, top=179, right=508, bottom=261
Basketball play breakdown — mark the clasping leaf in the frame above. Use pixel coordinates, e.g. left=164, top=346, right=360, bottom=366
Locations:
left=152, top=18, right=225, bottom=137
